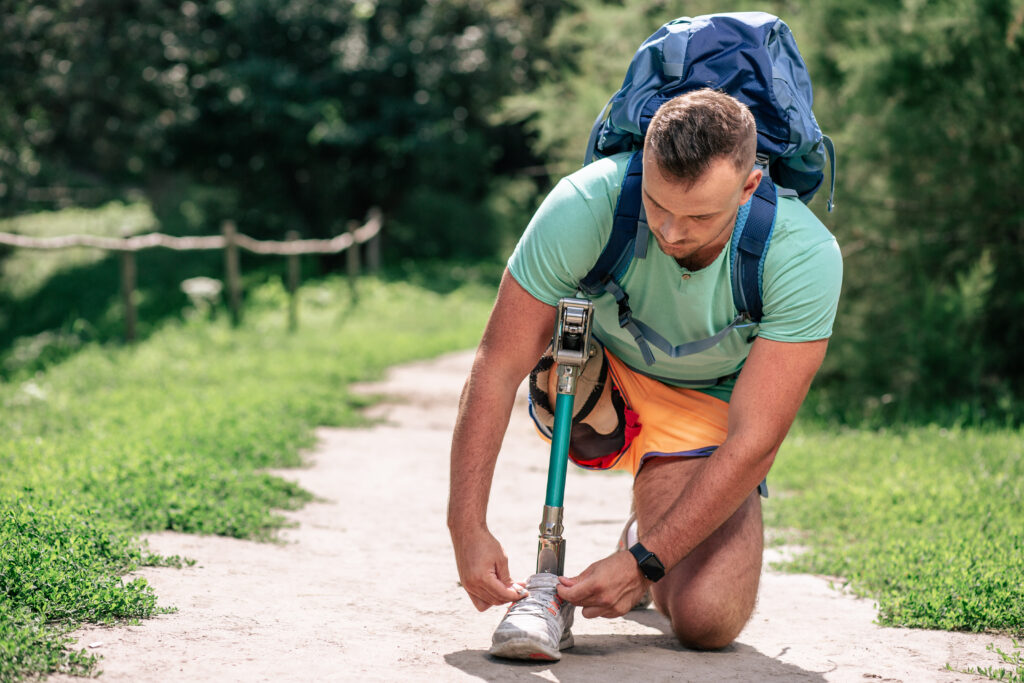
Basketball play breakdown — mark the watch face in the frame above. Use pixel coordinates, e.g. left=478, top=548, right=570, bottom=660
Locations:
left=640, top=555, right=665, bottom=582
left=629, top=542, right=666, bottom=582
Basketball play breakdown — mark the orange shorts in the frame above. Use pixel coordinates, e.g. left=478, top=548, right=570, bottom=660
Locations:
left=596, top=351, right=730, bottom=476
left=529, top=349, right=767, bottom=496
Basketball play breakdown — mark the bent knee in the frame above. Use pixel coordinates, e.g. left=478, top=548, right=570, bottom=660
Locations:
left=671, top=622, right=737, bottom=651
left=671, top=618, right=741, bottom=651
left=664, top=603, right=749, bottom=650
left=655, top=572, right=759, bottom=651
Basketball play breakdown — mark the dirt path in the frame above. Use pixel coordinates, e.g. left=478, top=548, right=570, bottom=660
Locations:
left=51, top=350, right=1009, bottom=682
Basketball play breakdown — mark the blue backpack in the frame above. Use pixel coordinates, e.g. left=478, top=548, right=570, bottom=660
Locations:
left=579, top=12, right=835, bottom=380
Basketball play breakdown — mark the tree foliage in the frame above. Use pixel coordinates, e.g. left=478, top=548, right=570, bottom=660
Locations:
left=790, top=0, right=1024, bottom=422
left=1, top=0, right=1022, bottom=423
left=0, top=0, right=563, bottom=257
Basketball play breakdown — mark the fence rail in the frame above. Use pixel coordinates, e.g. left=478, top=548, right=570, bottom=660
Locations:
left=0, top=208, right=382, bottom=340
left=0, top=208, right=381, bottom=255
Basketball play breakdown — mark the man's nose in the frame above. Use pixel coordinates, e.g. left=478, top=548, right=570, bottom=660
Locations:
left=659, top=216, right=689, bottom=242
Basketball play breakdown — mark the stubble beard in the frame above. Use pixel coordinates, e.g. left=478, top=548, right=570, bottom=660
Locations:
left=653, top=218, right=735, bottom=272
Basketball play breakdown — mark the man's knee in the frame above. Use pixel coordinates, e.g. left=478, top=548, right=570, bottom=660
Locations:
left=655, top=573, right=761, bottom=651
left=669, top=611, right=745, bottom=650
left=662, top=598, right=750, bottom=650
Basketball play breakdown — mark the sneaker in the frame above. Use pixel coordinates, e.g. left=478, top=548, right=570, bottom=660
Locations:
left=616, top=514, right=653, bottom=610
left=489, top=573, right=574, bottom=661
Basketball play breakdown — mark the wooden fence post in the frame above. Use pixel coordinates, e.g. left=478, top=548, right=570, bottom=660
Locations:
left=1, top=218, right=389, bottom=338
left=346, top=219, right=360, bottom=303
left=119, top=237, right=137, bottom=343
left=286, top=230, right=300, bottom=332
left=222, top=220, right=242, bottom=326
left=366, top=210, right=381, bottom=274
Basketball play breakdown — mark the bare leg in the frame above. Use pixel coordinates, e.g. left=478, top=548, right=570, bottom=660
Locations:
left=632, top=456, right=763, bottom=650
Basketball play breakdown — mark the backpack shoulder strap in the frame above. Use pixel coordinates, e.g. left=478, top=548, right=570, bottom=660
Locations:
left=730, top=173, right=778, bottom=323
left=579, top=151, right=645, bottom=295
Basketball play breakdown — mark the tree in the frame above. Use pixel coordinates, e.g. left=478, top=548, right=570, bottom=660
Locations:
left=794, top=0, right=1024, bottom=422
left=0, top=0, right=566, bottom=258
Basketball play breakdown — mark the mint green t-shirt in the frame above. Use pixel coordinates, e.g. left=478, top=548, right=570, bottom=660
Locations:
left=507, top=153, right=843, bottom=402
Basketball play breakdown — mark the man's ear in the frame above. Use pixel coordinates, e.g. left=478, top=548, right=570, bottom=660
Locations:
left=740, top=169, right=762, bottom=204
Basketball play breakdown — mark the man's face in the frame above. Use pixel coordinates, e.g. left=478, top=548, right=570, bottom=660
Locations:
left=641, top=150, right=761, bottom=268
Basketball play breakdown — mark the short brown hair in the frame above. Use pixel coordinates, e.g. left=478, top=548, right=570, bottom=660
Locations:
left=645, top=89, right=757, bottom=184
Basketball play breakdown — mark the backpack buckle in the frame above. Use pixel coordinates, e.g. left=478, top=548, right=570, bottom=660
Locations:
left=615, top=292, right=632, bottom=327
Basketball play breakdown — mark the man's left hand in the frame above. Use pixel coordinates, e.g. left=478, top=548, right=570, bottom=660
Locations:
left=556, top=551, right=650, bottom=618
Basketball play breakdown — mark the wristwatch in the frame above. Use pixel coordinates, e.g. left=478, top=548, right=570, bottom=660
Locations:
left=628, top=542, right=666, bottom=582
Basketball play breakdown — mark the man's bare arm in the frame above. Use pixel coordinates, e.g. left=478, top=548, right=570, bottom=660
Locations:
left=640, top=337, right=828, bottom=569
left=447, top=269, right=556, bottom=609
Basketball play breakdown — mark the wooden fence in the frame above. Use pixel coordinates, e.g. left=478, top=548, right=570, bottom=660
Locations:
left=0, top=208, right=382, bottom=341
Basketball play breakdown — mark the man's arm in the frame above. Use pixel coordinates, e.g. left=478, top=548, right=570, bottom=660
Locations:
left=448, top=269, right=557, bottom=610
left=642, top=336, right=828, bottom=565
left=558, top=336, right=828, bottom=617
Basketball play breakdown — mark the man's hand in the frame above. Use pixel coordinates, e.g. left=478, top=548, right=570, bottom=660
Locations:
left=447, top=271, right=557, bottom=611
left=452, top=526, right=523, bottom=611
left=556, top=551, right=650, bottom=618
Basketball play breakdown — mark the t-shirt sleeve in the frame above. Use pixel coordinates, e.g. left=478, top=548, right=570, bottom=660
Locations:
left=757, top=237, right=843, bottom=342
left=506, top=177, right=611, bottom=306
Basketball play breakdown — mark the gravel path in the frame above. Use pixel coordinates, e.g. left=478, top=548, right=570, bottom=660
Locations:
left=50, top=350, right=1008, bottom=682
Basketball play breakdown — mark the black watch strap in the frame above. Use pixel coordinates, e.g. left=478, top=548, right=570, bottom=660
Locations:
left=628, top=541, right=666, bottom=582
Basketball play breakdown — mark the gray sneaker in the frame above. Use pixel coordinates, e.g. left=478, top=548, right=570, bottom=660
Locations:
left=616, top=514, right=653, bottom=610
left=489, top=573, right=574, bottom=661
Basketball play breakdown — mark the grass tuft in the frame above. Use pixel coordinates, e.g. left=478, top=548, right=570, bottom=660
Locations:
left=948, top=640, right=1024, bottom=682
left=0, top=274, right=495, bottom=680
left=766, top=424, right=1024, bottom=634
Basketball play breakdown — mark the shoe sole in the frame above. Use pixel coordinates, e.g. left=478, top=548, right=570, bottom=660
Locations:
left=489, top=630, right=574, bottom=662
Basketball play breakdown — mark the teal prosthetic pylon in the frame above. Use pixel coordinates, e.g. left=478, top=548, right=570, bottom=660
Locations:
left=536, top=298, right=594, bottom=576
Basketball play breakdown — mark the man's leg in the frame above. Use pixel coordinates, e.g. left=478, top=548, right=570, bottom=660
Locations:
left=633, top=456, right=763, bottom=650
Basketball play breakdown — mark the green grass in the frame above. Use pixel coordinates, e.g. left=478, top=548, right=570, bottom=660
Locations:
left=0, top=274, right=495, bottom=680
left=948, top=640, right=1024, bottom=682
left=767, top=424, right=1023, bottom=633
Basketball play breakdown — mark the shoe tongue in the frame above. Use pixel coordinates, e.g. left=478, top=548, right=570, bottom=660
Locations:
left=524, top=572, right=560, bottom=590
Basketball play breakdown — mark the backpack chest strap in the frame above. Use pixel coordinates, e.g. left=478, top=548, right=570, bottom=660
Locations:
left=604, top=274, right=756, bottom=367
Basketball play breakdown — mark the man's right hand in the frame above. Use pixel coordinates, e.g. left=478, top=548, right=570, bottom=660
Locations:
left=447, top=270, right=558, bottom=611
left=452, top=526, right=523, bottom=611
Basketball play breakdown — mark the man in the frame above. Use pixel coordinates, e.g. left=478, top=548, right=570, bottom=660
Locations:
left=447, top=89, right=842, bottom=659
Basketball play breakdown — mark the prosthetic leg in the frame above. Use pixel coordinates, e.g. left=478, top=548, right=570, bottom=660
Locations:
left=536, top=297, right=594, bottom=575
left=489, top=297, right=595, bottom=662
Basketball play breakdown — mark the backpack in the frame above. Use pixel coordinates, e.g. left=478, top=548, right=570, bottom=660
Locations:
left=577, top=12, right=835, bottom=383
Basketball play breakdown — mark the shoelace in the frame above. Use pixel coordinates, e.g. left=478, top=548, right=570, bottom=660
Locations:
left=507, top=586, right=560, bottom=618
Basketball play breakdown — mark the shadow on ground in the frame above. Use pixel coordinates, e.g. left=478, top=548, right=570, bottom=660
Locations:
left=445, top=630, right=828, bottom=681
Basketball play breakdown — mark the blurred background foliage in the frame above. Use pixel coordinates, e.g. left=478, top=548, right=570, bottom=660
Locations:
left=0, top=0, right=1022, bottom=425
